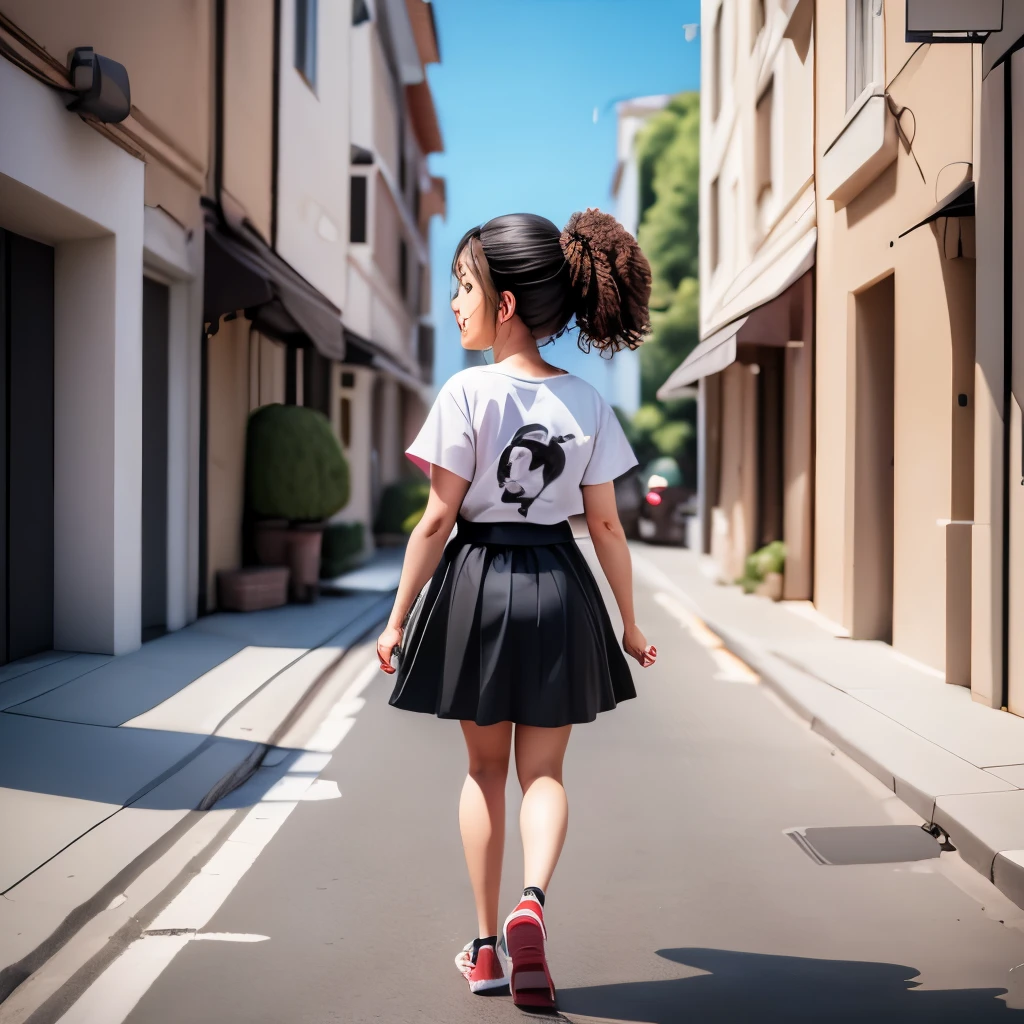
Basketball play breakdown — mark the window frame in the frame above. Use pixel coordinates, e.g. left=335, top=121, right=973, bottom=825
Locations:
left=755, top=77, right=774, bottom=204
left=845, top=0, right=884, bottom=113
left=349, top=175, right=368, bottom=244
left=712, top=3, right=724, bottom=121
left=709, top=176, right=721, bottom=272
left=294, top=0, right=319, bottom=92
left=751, top=0, right=766, bottom=52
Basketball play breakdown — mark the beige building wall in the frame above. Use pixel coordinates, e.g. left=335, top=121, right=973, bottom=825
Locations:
left=223, top=0, right=274, bottom=239
left=814, top=0, right=976, bottom=675
left=205, top=320, right=286, bottom=608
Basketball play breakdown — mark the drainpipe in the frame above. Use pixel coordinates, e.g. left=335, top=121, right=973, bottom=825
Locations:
left=271, top=0, right=281, bottom=249
left=1000, top=57, right=1013, bottom=709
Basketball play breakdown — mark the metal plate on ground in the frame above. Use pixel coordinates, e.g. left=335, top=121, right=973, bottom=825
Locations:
left=785, top=825, right=942, bottom=866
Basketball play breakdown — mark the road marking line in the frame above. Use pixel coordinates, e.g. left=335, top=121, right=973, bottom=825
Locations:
left=652, top=590, right=759, bottom=684
left=710, top=647, right=760, bottom=685
left=56, top=651, right=378, bottom=1024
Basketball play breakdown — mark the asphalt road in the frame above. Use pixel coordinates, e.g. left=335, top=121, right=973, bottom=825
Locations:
left=69, top=543, right=1024, bottom=1023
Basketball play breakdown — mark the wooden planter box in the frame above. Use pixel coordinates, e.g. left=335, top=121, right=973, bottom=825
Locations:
left=217, top=567, right=290, bottom=612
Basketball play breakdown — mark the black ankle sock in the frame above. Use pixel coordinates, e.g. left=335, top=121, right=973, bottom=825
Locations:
left=523, top=886, right=546, bottom=907
left=473, top=935, right=497, bottom=954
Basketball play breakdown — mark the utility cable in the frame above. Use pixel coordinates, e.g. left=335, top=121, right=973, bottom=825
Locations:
left=0, top=36, right=74, bottom=92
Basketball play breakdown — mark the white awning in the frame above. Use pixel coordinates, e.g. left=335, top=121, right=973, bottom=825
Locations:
left=704, top=224, right=816, bottom=337
left=657, top=317, right=748, bottom=400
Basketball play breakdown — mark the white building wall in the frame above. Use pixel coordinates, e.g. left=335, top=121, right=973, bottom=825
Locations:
left=277, top=0, right=352, bottom=311
left=611, top=97, right=669, bottom=416
left=0, top=57, right=146, bottom=655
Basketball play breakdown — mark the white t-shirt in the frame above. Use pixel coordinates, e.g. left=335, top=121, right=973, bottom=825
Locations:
left=406, top=363, right=638, bottom=524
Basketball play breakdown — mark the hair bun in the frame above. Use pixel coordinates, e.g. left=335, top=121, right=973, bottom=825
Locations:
left=560, top=209, right=652, bottom=354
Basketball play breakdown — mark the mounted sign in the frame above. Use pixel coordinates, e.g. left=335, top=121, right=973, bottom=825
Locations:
left=906, top=0, right=1003, bottom=43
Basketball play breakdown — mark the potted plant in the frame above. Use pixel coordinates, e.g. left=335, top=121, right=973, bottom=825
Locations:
left=246, top=403, right=350, bottom=602
left=738, top=541, right=786, bottom=600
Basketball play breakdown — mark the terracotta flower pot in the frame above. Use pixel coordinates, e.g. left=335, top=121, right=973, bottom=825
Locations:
left=755, top=571, right=784, bottom=602
left=287, top=524, right=324, bottom=603
left=253, top=519, right=290, bottom=566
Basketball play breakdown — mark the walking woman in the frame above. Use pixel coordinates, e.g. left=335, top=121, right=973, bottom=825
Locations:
left=376, top=209, right=657, bottom=1010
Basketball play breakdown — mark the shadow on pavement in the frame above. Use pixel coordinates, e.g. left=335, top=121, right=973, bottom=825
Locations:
left=557, top=947, right=1020, bottom=1022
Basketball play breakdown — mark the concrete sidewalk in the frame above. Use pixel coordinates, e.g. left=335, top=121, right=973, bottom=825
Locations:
left=0, top=558, right=399, bottom=1003
left=633, top=545, right=1024, bottom=913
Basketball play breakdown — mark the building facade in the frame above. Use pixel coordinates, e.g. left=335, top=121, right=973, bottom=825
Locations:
left=662, top=0, right=1021, bottom=719
left=0, top=0, right=444, bottom=661
left=202, top=0, right=444, bottom=609
left=661, top=0, right=815, bottom=600
left=0, top=1, right=209, bottom=656
left=812, top=0, right=977, bottom=684
left=609, top=95, right=667, bottom=418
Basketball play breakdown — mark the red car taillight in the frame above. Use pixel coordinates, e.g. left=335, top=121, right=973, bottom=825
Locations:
left=645, top=491, right=663, bottom=506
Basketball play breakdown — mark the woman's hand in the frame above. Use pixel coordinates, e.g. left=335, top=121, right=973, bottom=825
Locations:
left=623, top=624, right=656, bottom=668
left=377, top=624, right=403, bottom=674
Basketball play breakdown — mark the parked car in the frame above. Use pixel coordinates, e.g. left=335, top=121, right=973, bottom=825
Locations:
left=614, top=465, right=642, bottom=539
left=636, top=457, right=696, bottom=545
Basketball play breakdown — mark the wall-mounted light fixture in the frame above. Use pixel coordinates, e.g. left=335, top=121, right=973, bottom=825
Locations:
left=65, top=47, right=131, bottom=123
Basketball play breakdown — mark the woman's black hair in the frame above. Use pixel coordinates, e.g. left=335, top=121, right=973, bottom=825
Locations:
left=496, top=424, right=575, bottom=516
left=452, top=209, right=652, bottom=355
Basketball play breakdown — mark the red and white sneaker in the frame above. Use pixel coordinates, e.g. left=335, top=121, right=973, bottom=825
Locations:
left=454, top=939, right=508, bottom=994
left=503, top=895, right=556, bottom=1009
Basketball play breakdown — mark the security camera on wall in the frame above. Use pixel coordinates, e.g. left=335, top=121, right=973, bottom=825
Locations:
left=66, top=47, right=131, bottom=124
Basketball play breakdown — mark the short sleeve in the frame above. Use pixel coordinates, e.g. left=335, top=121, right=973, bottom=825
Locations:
left=405, top=380, right=476, bottom=481
left=581, top=401, right=638, bottom=486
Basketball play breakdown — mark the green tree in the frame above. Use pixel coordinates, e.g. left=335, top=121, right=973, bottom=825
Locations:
left=626, top=91, right=701, bottom=489
left=637, top=93, right=700, bottom=305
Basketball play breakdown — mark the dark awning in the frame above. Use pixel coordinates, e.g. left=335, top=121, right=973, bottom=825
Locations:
left=344, top=329, right=430, bottom=395
left=203, top=198, right=345, bottom=360
left=899, top=181, right=975, bottom=238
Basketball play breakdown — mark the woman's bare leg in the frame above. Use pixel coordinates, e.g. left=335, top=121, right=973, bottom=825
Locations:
left=459, top=721, right=513, bottom=937
left=514, top=725, right=572, bottom=893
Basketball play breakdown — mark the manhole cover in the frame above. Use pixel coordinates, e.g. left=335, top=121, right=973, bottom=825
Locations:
left=786, top=825, right=944, bottom=865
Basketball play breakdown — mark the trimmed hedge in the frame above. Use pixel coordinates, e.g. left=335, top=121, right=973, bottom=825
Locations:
left=320, top=522, right=365, bottom=579
left=246, top=404, right=349, bottom=522
left=374, top=479, right=430, bottom=536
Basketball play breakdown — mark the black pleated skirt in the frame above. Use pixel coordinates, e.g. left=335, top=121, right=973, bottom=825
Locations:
left=388, top=517, right=636, bottom=727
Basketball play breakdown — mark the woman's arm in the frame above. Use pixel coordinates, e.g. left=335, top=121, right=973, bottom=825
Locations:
left=582, top=481, right=656, bottom=668
left=377, top=465, right=470, bottom=673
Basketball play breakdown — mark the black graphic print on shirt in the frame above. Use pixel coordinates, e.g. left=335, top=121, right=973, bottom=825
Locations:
left=496, top=424, right=576, bottom=517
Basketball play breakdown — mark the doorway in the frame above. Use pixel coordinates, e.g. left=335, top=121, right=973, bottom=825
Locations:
left=0, top=230, right=55, bottom=664
left=851, top=274, right=895, bottom=642
left=142, top=277, right=170, bottom=642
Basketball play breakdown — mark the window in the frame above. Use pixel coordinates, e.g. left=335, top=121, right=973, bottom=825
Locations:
left=709, top=176, right=720, bottom=270
left=751, top=0, right=766, bottom=49
left=847, top=0, right=876, bottom=110
left=352, top=0, right=370, bottom=26
left=339, top=396, right=352, bottom=448
left=399, top=239, right=409, bottom=300
left=350, top=176, right=367, bottom=243
left=295, top=0, right=318, bottom=89
left=712, top=4, right=723, bottom=120
left=755, top=78, right=774, bottom=202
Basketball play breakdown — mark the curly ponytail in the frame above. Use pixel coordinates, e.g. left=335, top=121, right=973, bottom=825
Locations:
left=451, top=209, right=651, bottom=355
left=560, top=209, right=652, bottom=355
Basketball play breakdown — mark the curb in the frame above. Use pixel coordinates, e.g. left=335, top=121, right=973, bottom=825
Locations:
left=705, top=613, right=1024, bottom=914
left=0, top=596, right=393, bottom=1010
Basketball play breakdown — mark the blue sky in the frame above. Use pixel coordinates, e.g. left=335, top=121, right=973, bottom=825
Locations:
left=424, top=0, right=701, bottom=389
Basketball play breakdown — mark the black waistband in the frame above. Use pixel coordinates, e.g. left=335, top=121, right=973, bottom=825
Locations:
left=456, top=516, right=573, bottom=547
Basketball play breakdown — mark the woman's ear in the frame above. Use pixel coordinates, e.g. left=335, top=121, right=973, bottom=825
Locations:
left=497, top=290, right=516, bottom=325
